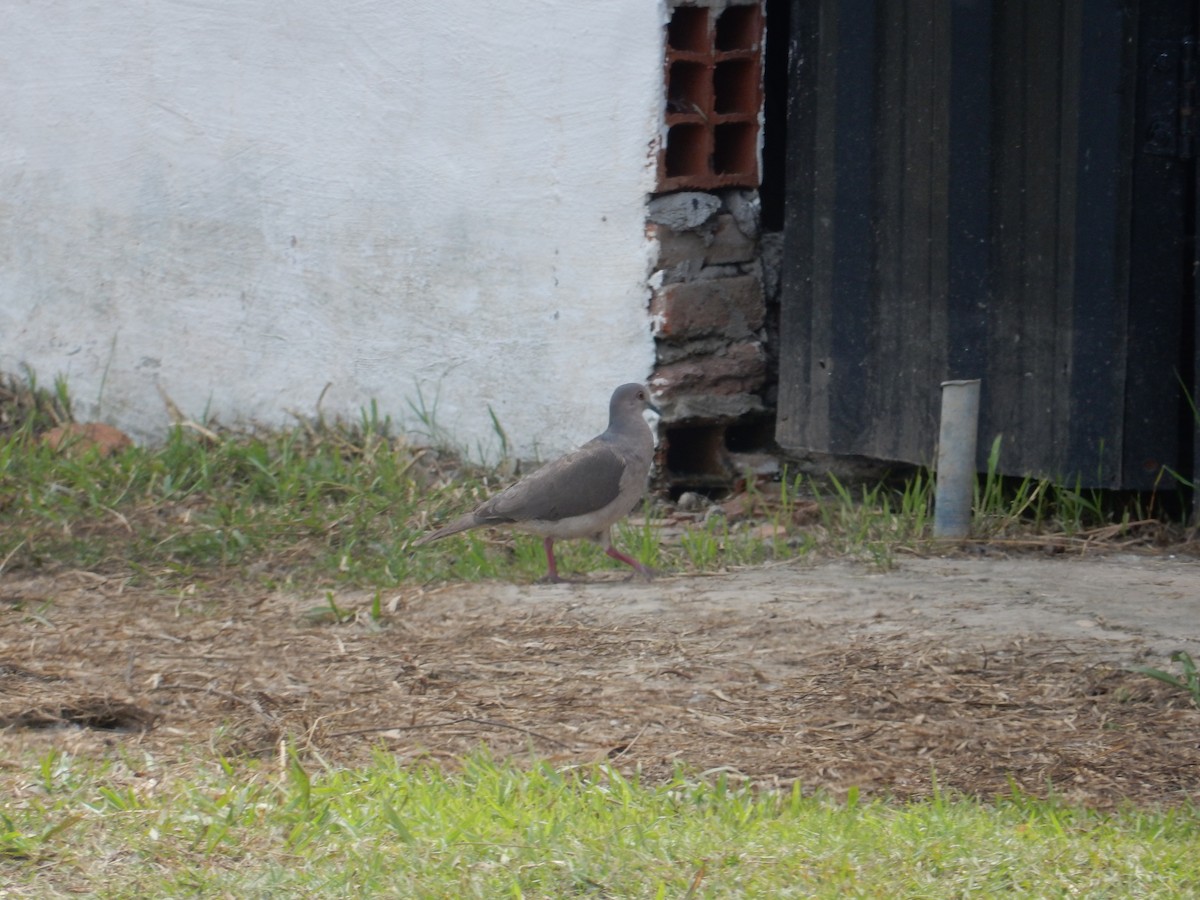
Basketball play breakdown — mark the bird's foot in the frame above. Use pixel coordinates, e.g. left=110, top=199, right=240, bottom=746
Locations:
left=625, top=564, right=657, bottom=582
left=535, top=573, right=587, bottom=585
left=606, top=547, right=655, bottom=581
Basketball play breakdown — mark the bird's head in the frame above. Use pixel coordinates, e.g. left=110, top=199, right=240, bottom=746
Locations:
left=609, top=383, right=661, bottom=428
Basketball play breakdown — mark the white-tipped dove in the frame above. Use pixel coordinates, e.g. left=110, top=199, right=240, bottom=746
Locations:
left=413, top=383, right=659, bottom=582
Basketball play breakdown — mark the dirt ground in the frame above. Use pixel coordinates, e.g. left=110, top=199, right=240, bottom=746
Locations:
left=2, top=551, right=1198, bottom=809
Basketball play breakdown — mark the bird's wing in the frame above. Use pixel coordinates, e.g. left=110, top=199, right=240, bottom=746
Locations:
left=477, top=439, right=626, bottom=525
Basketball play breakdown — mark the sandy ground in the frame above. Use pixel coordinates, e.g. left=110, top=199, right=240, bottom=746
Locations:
left=2, top=551, right=1198, bottom=807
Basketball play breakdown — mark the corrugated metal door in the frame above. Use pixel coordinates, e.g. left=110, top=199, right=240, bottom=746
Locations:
left=776, top=0, right=1197, bottom=491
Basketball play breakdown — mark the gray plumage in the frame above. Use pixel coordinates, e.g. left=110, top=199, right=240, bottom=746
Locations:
left=413, top=383, right=658, bottom=582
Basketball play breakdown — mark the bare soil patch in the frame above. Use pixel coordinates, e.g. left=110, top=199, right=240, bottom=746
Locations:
left=2, top=552, right=1197, bottom=808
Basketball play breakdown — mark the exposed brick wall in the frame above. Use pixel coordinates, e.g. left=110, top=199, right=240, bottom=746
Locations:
left=653, top=341, right=766, bottom=399
left=649, top=1, right=772, bottom=495
left=648, top=190, right=767, bottom=419
left=650, top=274, right=765, bottom=343
left=652, top=213, right=757, bottom=269
left=659, top=2, right=763, bottom=192
left=646, top=189, right=771, bottom=491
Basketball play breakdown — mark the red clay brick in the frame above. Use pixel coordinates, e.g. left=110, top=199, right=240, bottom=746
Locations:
left=705, top=214, right=757, bottom=265
left=650, top=274, right=765, bottom=342
left=652, top=214, right=757, bottom=270
left=653, top=341, right=767, bottom=397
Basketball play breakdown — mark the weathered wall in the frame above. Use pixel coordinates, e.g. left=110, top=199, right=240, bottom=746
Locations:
left=645, top=189, right=771, bottom=492
left=639, top=0, right=774, bottom=494
left=0, top=2, right=663, bottom=457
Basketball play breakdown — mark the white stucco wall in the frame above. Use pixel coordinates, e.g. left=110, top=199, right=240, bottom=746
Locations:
left=0, top=2, right=664, bottom=458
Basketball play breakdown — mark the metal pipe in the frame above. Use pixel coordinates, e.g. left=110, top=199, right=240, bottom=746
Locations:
left=933, top=379, right=981, bottom=539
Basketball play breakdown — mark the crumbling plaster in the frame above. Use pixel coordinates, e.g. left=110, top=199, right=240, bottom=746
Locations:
left=0, top=1, right=664, bottom=458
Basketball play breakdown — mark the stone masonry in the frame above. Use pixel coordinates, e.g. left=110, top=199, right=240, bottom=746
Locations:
left=648, top=189, right=768, bottom=419
left=646, top=189, right=771, bottom=490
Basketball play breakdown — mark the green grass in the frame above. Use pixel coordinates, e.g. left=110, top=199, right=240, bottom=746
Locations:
left=1, top=373, right=1191, bottom=590
left=0, top=388, right=549, bottom=587
left=3, top=749, right=1198, bottom=898
left=3, top=374, right=1199, bottom=895
left=1128, top=650, right=1200, bottom=708
left=802, top=471, right=933, bottom=568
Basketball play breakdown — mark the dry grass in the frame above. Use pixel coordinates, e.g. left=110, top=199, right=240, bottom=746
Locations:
left=2, top=371, right=1198, bottom=819
left=2, top=566, right=1196, bottom=812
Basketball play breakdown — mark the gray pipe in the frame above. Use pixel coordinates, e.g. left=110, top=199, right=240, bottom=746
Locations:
left=933, top=379, right=981, bottom=539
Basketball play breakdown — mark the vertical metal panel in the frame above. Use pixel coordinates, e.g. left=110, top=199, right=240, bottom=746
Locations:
left=946, top=0, right=994, bottom=381
left=777, top=0, right=1197, bottom=490
left=1066, top=0, right=1130, bottom=487
left=1122, top=2, right=1192, bottom=487
left=779, top=0, right=957, bottom=466
left=775, top=0, right=822, bottom=449
left=777, top=0, right=874, bottom=453
left=777, top=0, right=816, bottom=451
left=1195, top=30, right=1200, bottom=521
left=1194, top=149, right=1200, bottom=521
left=825, top=0, right=878, bottom=451
left=873, top=0, right=953, bottom=464
left=986, top=1, right=1082, bottom=479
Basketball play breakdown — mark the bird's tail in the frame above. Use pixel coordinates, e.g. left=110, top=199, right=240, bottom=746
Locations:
left=411, top=514, right=478, bottom=547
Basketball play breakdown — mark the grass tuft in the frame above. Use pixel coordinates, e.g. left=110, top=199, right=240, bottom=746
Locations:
left=0, top=370, right=1194, bottom=591
left=1128, top=651, right=1200, bottom=708
left=1, top=750, right=1197, bottom=896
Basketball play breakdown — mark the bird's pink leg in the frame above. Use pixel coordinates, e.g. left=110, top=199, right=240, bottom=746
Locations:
left=542, top=537, right=562, bottom=583
left=606, top=546, right=653, bottom=579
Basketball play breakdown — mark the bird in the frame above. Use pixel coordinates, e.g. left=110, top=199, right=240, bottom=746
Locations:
left=412, top=383, right=659, bottom=582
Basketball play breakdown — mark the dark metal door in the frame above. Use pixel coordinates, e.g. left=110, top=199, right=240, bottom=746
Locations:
left=776, top=0, right=1198, bottom=491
